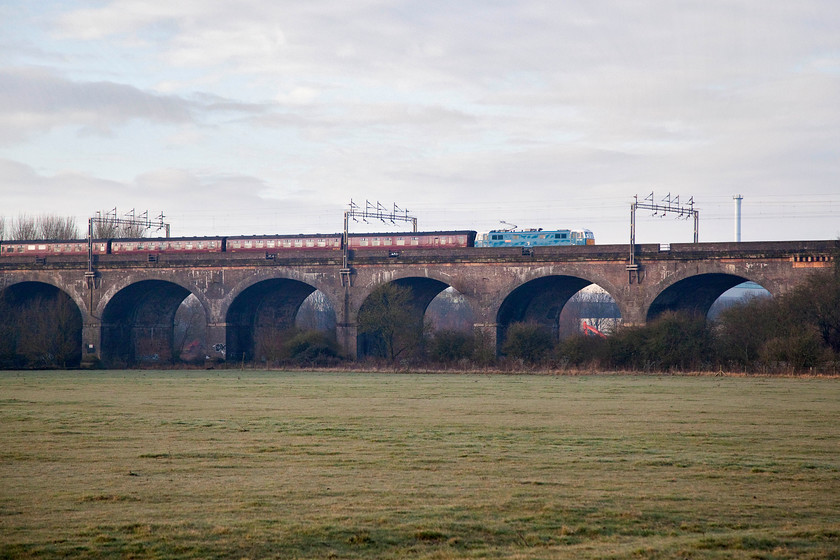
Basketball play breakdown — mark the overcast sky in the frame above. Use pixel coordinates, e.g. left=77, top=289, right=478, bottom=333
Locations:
left=1, top=1, right=838, bottom=244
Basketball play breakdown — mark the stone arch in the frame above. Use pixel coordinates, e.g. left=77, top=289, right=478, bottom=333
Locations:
left=224, top=277, right=336, bottom=363
left=95, top=273, right=213, bottom=322
left=495, top=274, right=623, bottom=352
left=100, top=279, right=204, bottom=366
left=1, top=274, right=89, bottom=319
left=356, top=274, right=470, bottom=358
left=0, top=280, right=84, bottom=367
left=352, top=268, right=475, bottom=317
left=646, top=272, right=773, bottom=322
left=219, top=270, right=340, bottom=323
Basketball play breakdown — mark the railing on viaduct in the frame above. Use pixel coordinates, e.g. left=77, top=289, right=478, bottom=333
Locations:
left=0, top=240, right=836, bottom=366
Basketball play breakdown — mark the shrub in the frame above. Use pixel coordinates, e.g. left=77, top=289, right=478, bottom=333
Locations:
left=714, top=262, right=840, bottom=372
left=255, top=327, right=342, bottom=366
left=760, top=333, right=826, bottom=371
left=557, top=334, right=607, bottom=367
left=715, top=296, right=787, bottom=369
left=501, top=322, right=555, bottom=363
left=606, top=312, right=715, bottom=372
left=427, top=329, right=475, bottom=363
left=283, top=329, right=342, bottom=366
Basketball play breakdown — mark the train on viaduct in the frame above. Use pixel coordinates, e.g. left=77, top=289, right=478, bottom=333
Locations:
left=0, top=236, right=836, bottom=366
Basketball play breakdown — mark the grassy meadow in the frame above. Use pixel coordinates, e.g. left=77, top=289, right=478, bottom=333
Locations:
left=0, top=371, right=838, bottom=559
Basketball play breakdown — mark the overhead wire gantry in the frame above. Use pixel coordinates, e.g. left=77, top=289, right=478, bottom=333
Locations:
left=628, top=192, right=699, bottom=282
left=86, top=208, right=170, bottom=287
left=341, top=200, right=417, bottom=285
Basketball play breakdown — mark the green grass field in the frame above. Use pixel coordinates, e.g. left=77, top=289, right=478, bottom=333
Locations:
left=0, top=371, right=838, bottom=559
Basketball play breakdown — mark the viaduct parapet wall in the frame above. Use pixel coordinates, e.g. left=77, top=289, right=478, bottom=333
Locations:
left=1, top=240, right=836, bottom=364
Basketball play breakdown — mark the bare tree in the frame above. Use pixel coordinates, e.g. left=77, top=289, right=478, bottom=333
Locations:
left=1, top=291, right=82, bottom=367
left=357, top=283, right=425, bottom=361
left=0, top=216, right=6, bottom=241
left=173, top=295, right=207, bottom=362
left=119, top=222, right=148, bottom=238
left=38, top=215, right=80, bottom=240
left=91, top=212, right=149, bottom=238
left=11, top=215, right=39, bottom=240
left=296, top=291, right=337, bottom=332
left=565, top=288, right=621, bottom=335
left=92, top=215, right=119, bottom=238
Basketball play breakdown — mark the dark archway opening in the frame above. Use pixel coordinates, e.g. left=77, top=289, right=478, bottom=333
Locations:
left=647, top=274, right=771, bottom=322
left=226, top=279, right=335, bottom=364
left=101, top=280, right=197, bottom=366
left=0, top=282, right=82, bottom=368
left=497, top=276, right=594, bottom=353
left=357, top=277, right=453, bottom=359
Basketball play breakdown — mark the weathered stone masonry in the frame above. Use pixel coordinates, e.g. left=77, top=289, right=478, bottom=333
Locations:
left=1, top=240, right=835, bottom=364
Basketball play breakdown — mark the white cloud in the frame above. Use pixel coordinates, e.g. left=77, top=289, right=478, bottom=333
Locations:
left=0, top=67, right=193, bottom=143
left=0, top=1, right=837, bottom=244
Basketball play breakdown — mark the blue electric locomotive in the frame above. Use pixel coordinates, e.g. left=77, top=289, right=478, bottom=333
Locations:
left=474, top=228, right=594, bottom=247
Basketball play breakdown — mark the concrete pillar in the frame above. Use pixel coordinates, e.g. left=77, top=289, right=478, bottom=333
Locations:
left=616, top=300, right=648, bottom=327
left=205, top=322, right=228, bottom=362
left=336, top=322, right=358, bottom=360
left=81, top=320, right=101, bottom=366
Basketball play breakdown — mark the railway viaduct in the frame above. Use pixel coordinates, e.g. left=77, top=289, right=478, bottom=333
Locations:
left=0, top=240, right=836, bottom=365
